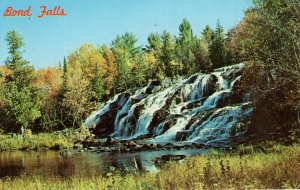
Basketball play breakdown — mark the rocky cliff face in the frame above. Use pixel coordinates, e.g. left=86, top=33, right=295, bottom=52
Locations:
left=84, top=63, right=253, bottom=147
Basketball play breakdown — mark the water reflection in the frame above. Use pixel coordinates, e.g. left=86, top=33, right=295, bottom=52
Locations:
left=0, top=149, right=206, bottom=179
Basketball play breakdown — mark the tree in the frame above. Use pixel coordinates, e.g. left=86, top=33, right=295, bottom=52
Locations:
left=36, top=66, right=63, bottom=131
left=147, top=32, right=161, bottom=52
left=202, top=25, right=213, bottom=46
left=144, top=33, right=164, bottom=80
left=159, top=31, right=176, bottom=77
left=101, top=46, right=117, bottom=96
left=3, top=30, right=43, bottom=131
left=209, top=20, right=226, bottom=68
left=91, top=63, right=104, bottom=102
left=233, top=0, right=300, bottom=138
left=111, top=33, right=142, bottom=91
left=193, top=38, right=211, bottom=72
left=176, top=18, right=196, bottom=75
left=63, top=62, right=92, bottom=128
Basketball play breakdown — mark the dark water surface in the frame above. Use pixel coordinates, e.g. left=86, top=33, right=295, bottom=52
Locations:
left=0, top=149, right=206, bottom=179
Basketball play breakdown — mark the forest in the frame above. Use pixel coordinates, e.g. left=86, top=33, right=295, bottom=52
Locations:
left=0, top=0, right=299, bottom=141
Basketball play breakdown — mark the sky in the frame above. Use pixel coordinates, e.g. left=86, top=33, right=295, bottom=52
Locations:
left=0, top=0, right=252, bottom=69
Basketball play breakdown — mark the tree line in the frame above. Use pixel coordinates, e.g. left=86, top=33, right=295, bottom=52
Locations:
left=0, top=0, right=299, bottom=138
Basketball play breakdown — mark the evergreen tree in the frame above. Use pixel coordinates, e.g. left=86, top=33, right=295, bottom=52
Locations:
left=202, top=25, right=213, bottom=46
left=193, top=38, right=211, bottom=72
left=111, top=33, right=141, bottom=92
left=176, top=18, right=196, bottom=75
left=144, top=33, right=163, bottom=80
left=209, top=20, right=226, bottom=68
left=147, top=32, right=161, bottom=52
left=160, top=31, right=175, bottom=77
left=3, top=30, right=43, bottom=131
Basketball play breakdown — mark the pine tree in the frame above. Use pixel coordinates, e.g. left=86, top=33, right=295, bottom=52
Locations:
left=111, top=33, right=141, bottom=92
left=202, top=25, right=213, bottom=46
left=147, top=32, right=161, bottom=52
left=160, top=31, right=175, bottom=78
left=3, top=30, right=43, bottom=131
left=209, top=20, right=226, bottom=68
left=176, top=18, right=196, bottom=75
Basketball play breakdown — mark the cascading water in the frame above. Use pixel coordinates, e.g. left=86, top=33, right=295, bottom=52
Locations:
left=84, top=63, right=253, bottom=146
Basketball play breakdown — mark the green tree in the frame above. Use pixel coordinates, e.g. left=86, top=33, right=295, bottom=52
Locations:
left=147, top=32, right=161, bottom=52
left=3, top=30, right=43, bottom=131
left=209, top=20, right=226, bottom=68
left=159, top=31, right=175, bottom=77
left=193, top=38, right=211, bottom=72
left=111, top=32, right=142, bottom=91
left=176, top=18, right=196, bottom=75
left=144, top=33, right=164, bottom=80
left=91, top=63, right=104, bottom=102
left=202, top=25, right=213, bottom=46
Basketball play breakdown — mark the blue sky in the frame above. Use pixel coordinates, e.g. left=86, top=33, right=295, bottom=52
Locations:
left=0, top=0, right=252, bottom=69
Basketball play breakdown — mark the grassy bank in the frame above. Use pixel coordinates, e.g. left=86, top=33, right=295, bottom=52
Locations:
left=0, top=142, right=299, bottom=189
left=0, top=128, right=90, bottom=151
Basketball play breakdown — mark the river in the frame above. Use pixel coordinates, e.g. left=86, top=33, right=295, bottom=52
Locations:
left=0, top=149, right=207, bottom=179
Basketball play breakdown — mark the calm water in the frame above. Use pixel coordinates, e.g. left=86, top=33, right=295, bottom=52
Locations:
left=0, top=149, right=206, bottom=179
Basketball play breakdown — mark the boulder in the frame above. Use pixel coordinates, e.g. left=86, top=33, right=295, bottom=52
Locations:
left=175, top=130, right=190, bottom=141
left=73, top=143, right=83, bottom=149
left=59, top=150, right=71, bottom=158
left=87, top=146, right=97, bottom=151
left=125, top=141, right=137, bottom=148
left=161, top=154, right=186, bottom=161
left=140, top=144, right=151, bottom=151
left=105, top=136, right=118, bottom=146
left=154, top=154, right=187, bottom=167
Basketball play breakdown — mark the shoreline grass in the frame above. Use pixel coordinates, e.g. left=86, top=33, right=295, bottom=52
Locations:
left=0, top=128, right=90, bottom=151
left=0, top=143, right=299, bottom=189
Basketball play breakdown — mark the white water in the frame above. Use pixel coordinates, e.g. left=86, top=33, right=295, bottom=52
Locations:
left=85, top=63, right=253, bottom=145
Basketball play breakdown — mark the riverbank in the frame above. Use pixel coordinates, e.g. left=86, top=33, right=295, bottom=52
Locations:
left=0, top=142, right=299, bottom=189
left=0, top=128, right=90, bottom=151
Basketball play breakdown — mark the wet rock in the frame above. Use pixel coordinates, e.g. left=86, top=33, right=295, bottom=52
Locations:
left=149, top=143, right=158, bottom=149
left=59, top=150, right=71, bottom=158
left=182, top=99, right=205, bottom=111
left=133, top=133, right=153, bottom=140
left=214, top=91, right=232, bottom=108
left=93, top=93, right=131, bottom=137
left=222, top=65, right=244, bottom=82
left=147, top=98, right=173, bottom=133
left=140, top=144, right=151, bottom=151
left=161, top=154, right=186, bottom=161
left=191, top=143, right=205, bottom=149
left=184, top=74, right=198, bottom=84
left=105, top=136, right=118, bottom=146
left=155, top=117, right=179, bottom=135
left=88, top=146, right=97, bottom=151
left=132, top=94, right=143, bottom=104
left=155, top=154, right=187, bottom=167
left=73, top=143, right=83, bottom=149
left=124, top=141, right=137, bottom=148
left=175, top=130, right=190, bottom=141
left=82, top=136, right=101, bottom=147
left=206, top=74, right=218, bottom=95
left=145, top=81, right=161, bottom=94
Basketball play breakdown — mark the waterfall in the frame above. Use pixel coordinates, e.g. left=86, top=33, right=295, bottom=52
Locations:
left=84, top=63, right=253, bottom=145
